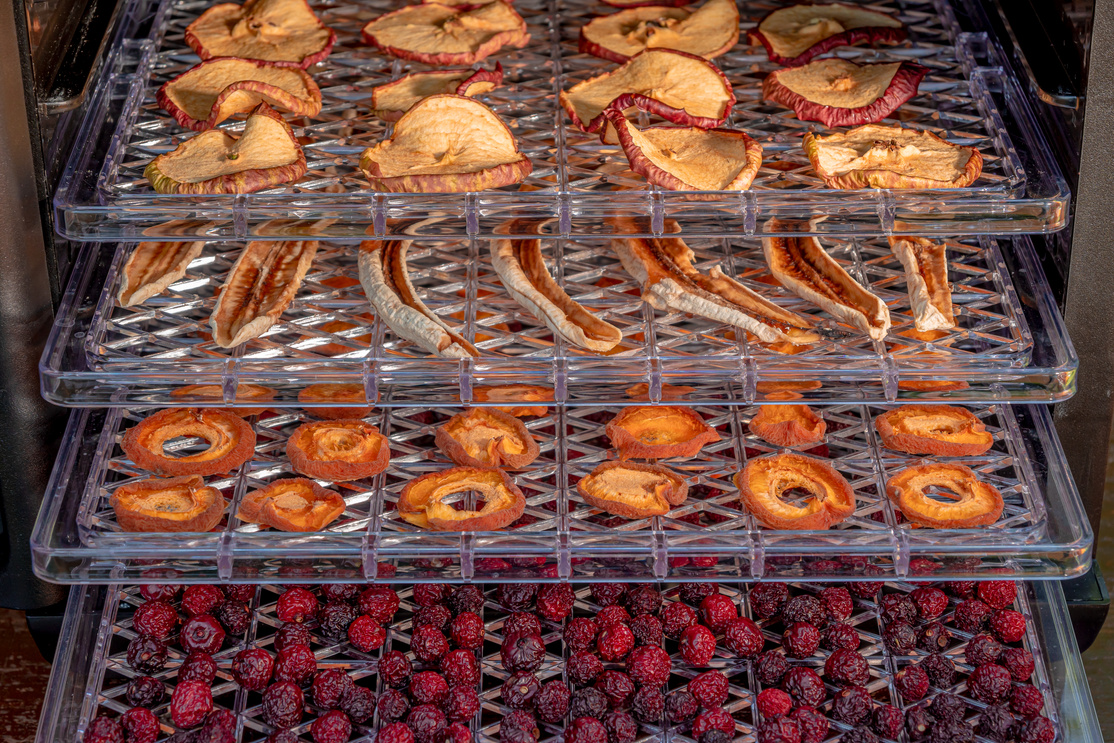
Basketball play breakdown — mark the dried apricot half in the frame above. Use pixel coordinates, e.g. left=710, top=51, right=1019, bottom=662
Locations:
left=576, top=460, right=688, bottom=519
left=237, top=478, right=346, bottom=531
left=472, top=384, right=554, bottom=417
left=748, top=405, right=826, bottom=448
left=435, top=408, right=540, bottom=469
left=734, top=452, right=856, bottom=530
left=875, top=405, right=993, bottom=457
left=286, top=419, right=390, bottom=481
left=605, top=406, right=720, bottom=460
left=398, top=467, right=525, bottom=531
left=110, top=475, right=226, bottom=532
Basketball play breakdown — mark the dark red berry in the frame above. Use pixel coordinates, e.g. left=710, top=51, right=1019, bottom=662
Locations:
left=274, top=644, right=317, bottom=685
left=567, top=651, right=603, bottom=687
left=500, top=710, right=538, bottom=743
left=440, top=648, right=480, bottom=687
left=895, top=665, right=929, bottom=703
left=822, top=623, right=860, bottom=651
left=591, top=584, right=628, bottom=607
left=318, top=602, right=357, bottom=641
left=680, top=583, right=717, bottom=606
left=1007, top=685, right=1043, bottom=719
left=312, top=709, right=351, bottom=743
left=1016, top=716, right=1056, bottom=743
left=917, top=622, right=951, bottom=653
left=872, top=704, right=903, bottom=740
left=832, top=686, right=873, bottom=726
left=446, top=585, right=484, bottom=616
left=977, top=582, right=1017, bottom=610
left=967, top=664, right=1013, bottom=704
left=849, top=579, right=882, bottom=601
left=595, top=670, right=636, bottom=708
left=121, top=707, right=159, bottom=743
left=750, top=584, right=788, bottom=620
left=626, top=645, right=671, bottom=687
left=597, top=606, right=631, bottom=627
left=691, top=708, right=734, bottom=740
left=407, top=704, right=447, bottom=743
left=444, top=685, right=480, bottom=723
left=415, top=604, right=452, bottom=634
left=139, top=585, right=181, bottom=602
left=782, top=595, right=824, bottom=627
left=84, top=716, right=124, bottom=743
left=724, top=617, right=764, bottom=658
left=412, top=624, right=451, bottom=663
left=662, top=602, right=698, bottom=640
left=126, top=677, right=164, bottom=708
left=569, top=687, right=609, bottom=720
left=782, top=622, right=820, bottom=659
left=357, top=586, right=399, bottom=624
left=624, top=585, right=662, bottom=617
left=757, top=717, right=800, bottom=743
left=904, top=706, right=933, bottom=741
left=274, top=622, right=312, bottom=651
left=533, top=680, right=570, bottom=724
left=223, top=585, right=254, bottom=602
left=378, top=689, right=410, bottom=721
left=604, top=711, right=638, bottom=743
left=598, top=623, right=635, bottom=662
left=342, top=686, right=375, bottom=724
left=379, top=650, right=413, bottom=688
left=132, top=601, right=178, bottom=640
left=688, top=670, right=729, bottom=709
left=819, top=587, right=854, bottom=623
left=320, top=585, right=358, bottom=603
left=839, top=725, right=879, bottom=743
left=564, top=617, right=599, bottom=652
left=628, top=614, right=663, bottom=647
left=880, top=594, right=916, bottom=625
left=929, top=693, right=966, bottom=723
left=232, top=647, right=274, bottom=690
left=308, top=669, right=353, bottom=711
left=181, top=585, right=224, bottom=617
left=944, top=582, right=976, bottom=599
left=699, top=594, right=738, bottom=633
left=276, top=587, right=318, bottom=623
left=344, top=615, right=383, bottom=653
left=977, top=705, right=1015, bottom=742
left=882, top=620, right=916, bottom=653
left=566, top=717, right=609, bottom=743
left=413, top=585, right=448, bottom=607
left=790, top=706, right=828, bottom=743
left=1001, top=647, right=1035, bottom=682
left=180, top=614, right=225, bottom=655
left=755, top=650, right=788, bottom=687
left=214, top=600, right=251, bottom=636
left=450, top=612, right=484, bottom=649
left=679, top=625, right=716, bottom=666
left=953, top=600, right=992, bottom=633
left=781, top=667, right=825, bottom=708
left=171, top=680, right=213, bottom=728
left=502, top=633, right=546, bottom=671
left=503, top=671, right=541, bottom=709
left=965, top=633, right=1003, bottom=666
left=757, top=688, right=792, bottom=719
left=504, top=612, right=544, bottom=640
left=378, top=722, right=415, bottom=743
left=666, top=690, right=699, bottom=723
left=631, top=686, right=664, bottom=722
left=497, top=584, right=538, bottom=612
left=179, top=650, right=217, bottom=684
left=990, top=609, right=1026, bottom=644
left=825, top=648, right=870, bottom=686
left=409, top=671, right=449, bottom=706
left=909, top=588, right=948, bottom=621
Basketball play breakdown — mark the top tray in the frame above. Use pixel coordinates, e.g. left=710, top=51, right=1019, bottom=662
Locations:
left=52, top=0, right=1071, bottom=241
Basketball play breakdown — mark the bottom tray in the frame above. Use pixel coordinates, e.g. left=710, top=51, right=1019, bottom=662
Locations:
left=35, top=581, right=1101, bottom=743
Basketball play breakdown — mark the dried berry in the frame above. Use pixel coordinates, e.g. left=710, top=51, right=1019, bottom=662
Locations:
left=533, top=680, right=570, bottom=724
left=882, top=620, right=916, bottom=653
left=755, top=650, right=788, bottom=687
left=139, top=585, right=181, bottom=602
left=215, top=600, right=251, bottom=636
left=965, top=633, right=1003, bottom=666
left=569, top=687, right=609, bottom=720
left=662, top=602, right=698, bottom=640
left=502, top=633, right=546, bottom=672
left=1001, top=647, right=1036, bottom=682
left=953, top=600, right=992, bottom=634
left=688, top=670, right=729, bottom=709
left=917, top=622, right=951, bottom=653
left=666, top=690, right=699, bottom=723
left=180, top=614, right=226, bottom=655
left=977, top=582, right=1018, bottom=610
left=262, top=681, right=305, bottom=729
left=276, top=587, right=319, bottom=624
left=407, top=704, right=448, bottom=743
left=604, top=711, right=639, bottom=743
left=1010, top=685, right=1044, bottom=719
left=171, top=680, right=213, bottom=729
left=504, top=612, right=544, bottom=640
left=412, top=624, right=451, bottom=663
left=1016, top=717, right=1056, bottom=743
left=880, top=594, right=916, bottom=625
left=782, top=622, right=820, bottom=659
left=318, top=602, right=357, bottom=641
left=409, top=671, right=449, bottom=707
left=679, top=625, right=716, bottom=666
left=757, top=717, right=801, bottom=743
left=500, top=710, right=538, bottom=742
left=443, top=684, right=480, bottom=722
left=628, top=614, right=663, bottom=647
left=929, top=693, right=966, bottom=723
left=944, top=581, right=976, bottom=599
left=990, top=609, right=1027, bottom=644
left=595, top=670, right=636, bottom=708
left=84, top=716, right=124, bottom=743
left=967, top=664, right=1013, bottom=704
left=377, top=689, right=410, bottom=721
left=122, top=707, right=160, bottom=743
left=379, top=722, right=415, bottom=743
left=626, top=645, right=671, bottom=687
left=919, top=653, right=955, bottom=689
left=895, top=664, right=929, bottom=703
left=342, top=686, right=375, bottom=724
left=591, top=584, right=628, bottom=607
left=832, top=686, right=873, bottom=725
left=440, top=648, right=480, bottom=687
left=977, top=705, right=1016, bottom=742
left=819, top=587, right=854, bottom=624
left=871, top=704, right=903, bottom=740
left=909, top=588, right=948, bottom=622
left=311, top=709, right=352, bottom=743
left=126, top=677, right=164, bottom=708
left=274, top=644, right=317, bottom=685
left=232, top=648, right=274, bottom=691
left=449, top=612, right=484, bottom=650
left=181, top=585, right=225, bottom=618
left=566, top=717, right=609, bottom=743
left=568, top=651, right=604, bottom=687
left=781, top=667, right=825, bottom=708
left=415, top=604, right=452, bottom=634
left=840, top=726, right=879, bottom=743
left=849, top=578, right=883, bottom=601
left=413, top=585, right=448, bottom=607
left=624, top=585, right=662, bottom=617
left=825, top=648, right=870, bottom=686
left=756, top=688, right=793, bottom=719
left=132, top=601, right=178, bottom=640
left=179, top=651, right=217, bottom=684
left=928, top=720, right=973, bottom=743
left=750, top=583, right=788, bottom=620
left=378, top=649, right=413, bottom=689
left=691, top=708, right=735, bottom=740
left=274, top=623, right=312, bottom=651
left=597, top=623, right=635, bottom=663
left=904, top=706, right=934, bottom=741
left=447, top=585, right=485, bottom=616
left=782, top=595, right=824, bottom=627
left=724, top=617, right=764, bottom=658
left=680, top=583, right=717, bottom=606
left=497, top=584, right=538, bottom=612
left=564, top=617, right=599, bottom=652
left=597, top=606, right=631, bottom=627
left=790, top=706, right=828, bottom=743
left=357, top=586, right=399, bottom=624
left=822, top=623, right=860, bottom=651
left=347, top=615, right=385, bottom=653
left=699, top=594, right=738, bottom=632
left=503, top=672, right=542, bottom=709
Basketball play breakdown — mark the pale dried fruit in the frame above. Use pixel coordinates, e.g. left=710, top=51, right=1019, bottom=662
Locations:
left=118, top=241, right=205, bottom=306
left=735, top=452, right=856, bottom=530
left=886, top=463, right=1004, bottom=528
left=490, top=232, right=622, bottom=353
left=560, top=49, right=733, bottom=143
left=358, top=240, right=478, bottom=358
left=762, top=58, right=927, bottom=127
left=209, top=240, right=318, bottom=348
left=358, top=95, right=531, bottom=193
left=610, top=221, right=819, bottom=344
left=748, top=405, right=826, bottom=447
left=875, top=405, right=994, bottom=457
left=888, top=236, right=955, bottom=331
left=144, top=103, right=306, bottom=194
left=434, top=408, right=540, bottom=469
left=803, top=124, right=983, bottom=189
left=185, top=0, right=336, bottom=67
left=361, top=1, right=528, bottom=65
left=398, top=467, right=525, bottom=531
left=762, top=221, right=891, bottom=340
left=238, top=478, right=346, bottom=531
left=577, top=461, right=688, bottom=518
left=579, top=0, right=739, bottom=63
left=749, top=3, right=905, bottom=67
left=606, top=405, right=720, bottom=460
left=286, top=419, right=391, bottom=481
left=607, top=112, right=762, bottom=192
left=110, top=476, right=226, bottom=532
left=121, top=408, right=257, bottom=477
left=157, top=58, right=321, bottom=132
left=371, top=65, right=503, bottom=121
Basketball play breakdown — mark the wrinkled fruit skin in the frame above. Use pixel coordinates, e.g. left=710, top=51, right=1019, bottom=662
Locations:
left=181, top=614, right=227, bottom=655
left=233, top=648, right=274, bottom=690
left=679, top=625, right=716, bottom=666
left=262, top=681, right=305, bottom=729
left=171, top=680, right=214, bottom=729
left=311, top=709, right=352, bottom=743
left=626, top=645, right=672, bottom=687
left=502, top=633, right=546, bottom=672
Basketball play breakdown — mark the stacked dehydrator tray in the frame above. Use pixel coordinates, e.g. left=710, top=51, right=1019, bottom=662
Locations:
left=30, top=0, right=1105, bottom=741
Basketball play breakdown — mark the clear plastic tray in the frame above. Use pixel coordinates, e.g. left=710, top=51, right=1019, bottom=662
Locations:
left=52, top=0, right=1072, bottom=241
left=31, top=402, right=1092, bottom=584
left=40, top=233, right=1077, bottom=408
left=34, top=581, right=1103, bottom=743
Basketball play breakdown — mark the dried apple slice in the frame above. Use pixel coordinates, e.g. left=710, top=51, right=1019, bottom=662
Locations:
left=888, top=236, right=955, bottom=331
left=577, top=461, right=688, bottom=519
left=287, top=419, right=391, bottom=481
left=606, top=405, right=720, bottom=460
left=121, top=408, right=257, bottom=477
left=803, top=124, right=983, bottom=189
left=763, top=59, right=927, bottom=128
left=144, top=103, right=306, bottom=195
left=399, top=466, right=525, bottom=531
left=610, top=221, right=820, bottom=345
left=762, top=220, right=891, bottom=340
left=886, top=463, right=1003, bottom=528
left=607, top=112, right=763, bottom=192
left=749, top=3, right=906, bottom=67
left=875, top=405, right=993, bottom=457
left=734, top=452, right=856, bottom=530
left=118, top=241, right=205, bottom=306
left=237, top=478, right=346, bottom=531
left=361, top=1, right=528, bottom=65
left=157, top=58, right=322, bottom=133
left=358, top=240, right=479, bottom=358
left=435, top=408, right=540, bottom=469
left=749, top=405, right=826, bottom=448
left=579, top=0, right=739, bottom=63
left=358, top=95, right=531, bottom=193
left=371, top=65, right=504, bottom=121
left=491, top=235, right=622, bottom=353
left=185, top=0, right=336, bottom=67
left=110, top=475, right=226, bottom=532
left=472, top=385, right=553, bottom=417
left=209, top=240, right=317, bottom=348
left=559, top=49, right=734, bottom=141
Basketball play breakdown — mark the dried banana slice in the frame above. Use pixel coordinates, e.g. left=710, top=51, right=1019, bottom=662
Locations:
left=610, top=218, right=819, bottom=344
left=762, top=220, right=891, bottom=340
left=118, top=241, right=205, bottom=306
left=491, top=235, right=622, bottom=353
left=888, top=236, right=955, bottom=332
left=358, top=240, right=479, bottom=358
left=210, top=240, right=318, bottom=348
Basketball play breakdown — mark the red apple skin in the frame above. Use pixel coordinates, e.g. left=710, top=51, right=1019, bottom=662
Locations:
left=372, top=64, right=505, bottom=122
left=144, top=103, right=308, bottom=194
left=184, top=0, right=336, bottom=69
left=560, top=49, right=734, bottom=138
left=748, top=5, right=907, bottom=68
left=762, top=62, right=927, bottom=128
left=802, top=129, right=984, bottom=190
left=361, top=2, right=528, bottom=65
left=578, top=19, right=737, bottom=64
left=456, top=64, right=505, bottom=96
left=157, top=58, right=322, bottom=132
left=606, top=109, right=763, bottom=194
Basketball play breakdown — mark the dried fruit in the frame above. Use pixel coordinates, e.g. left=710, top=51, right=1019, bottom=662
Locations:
left=577, top=460, right=689, bottom=518
left=312, top=709, right=352, bottom=743
left=954, top=600, right=992, bottom=633
left=379, top=722, right=415, bottom=743
left=537, top=583, right=576, bottom=621
left=688, top=670, right=729, bottom=708
left=822, top=623, right=860, bottom=651
left=415, top=604, right=452, bottom=633
left=407, top=704, right=448, bottom=743
left=626, top=645, right=671, bottom=687
left=832, top=686, right=873, bottom=726
left=410, top=671, right=450, bottom=707
left=179, top=651, right=217, bottom=684
left=691, top=707, right=735, bottom=740
left=126, top=637, right=168, bottom=674
left=920, top=653, right=956, bottom=688
left=534, top=680, right=571, bottom=723
left=361, top=1, right=527, bottom=65
left=345, top=615, right=385, bottom=653
left=604, top=711, right=639, bottom=743
left=699, top=594, right=738, bottom=632
left=1016, top=717, right=1056, bottom=743
left=568, top=651, right=604, bottom=687
left=724, top=617, right=764, bottom=658
left=132, top=601, right=179, bottom=640
left=679, top=625, right=716, bottom=666
left=503, top=672, right=542, bottom=709
left=680, top=583, right=717, bottom=606
left=596, top=670, right=637, bottom=709
left=592, top=584, right=628, bottom=606
left=880, top=594, right=916, bottom=625
left=126, top=677, right=165, bottom=708
left=578, top=0, right=739, bottom=63
left=818, top=587, right=854, bottom=623
left=569, top=687, right=609, bottom=720
left=757, top=718, right=801, bottom=743
left=397, top=466, right=525, bottom=530
left=121, top=707, right=159, bottom=743
left=736, top=452, right=857, bottom=529
left=917, top=621, right=951, bottom=653
left=882, top=620, right=916, bottom=653
left=378, top=650, right=413, bottom=688
left=977, top=705, right=1016, bottom=742
left=377, top=689, right=410, bottom=721
left=790, top=706, right=828, bottom=743
left=274, top=623, right=312, bottom=651
left=782, top=622, right=821, bottom=659
left=566, top=717, right=610, bottom=743
left=631, top=686, right=665, bottom=722
left=666, top=690, right=699, bottom=723
left=372, top=66, right=504, bottom=121
left=871, top=704, right=903, bottom=740
left=412, top=625, right=451, bottom=663
left=597, top=606, right=632, bottom=627
left=440, top=649, right=480, bottom=687
left=1001, top=647, right=1036, bottom=682
left=757, top=688, right=793, bottom=719
left=750, top=584, right=788, bottom=619
left=990, top=609, right=1027, bottom=644
left=112, top=476, right=226, bottom=533
left=825, top=648, right=870, bottom=686
left=598, top=622, right=636, bottom=662
left=628, top=614, right=663, bottom=646
left=171, top=680, right=213, bottom=728
left=662, top=602, right=698, bottom=639
left=967, top=664, right=1013, bottom=704
left=748, top=3, right=904, bottom=66
left=965, top=633, right=1003, bottom=666
left=755, top=650, right=788, bottom=687
left=502, top=633, right=546, bottom=671
left=185, top=0, right=334, bottom=66
left=84, top=717, right=125, bottom=743
left=895, top=664, right=928, bottom=703
left=929, top=693, right=966, bottom=723
left=343, top=686, right=376, bottom=724
left=782, top=667, right=825, bottom=708
left=232, top=648, right=274, bottom=691
left=286, top=419, right=389, bottom=482
left=607, top=406, right=720, bottom=461
left=762, top=58, right=925, bottom=128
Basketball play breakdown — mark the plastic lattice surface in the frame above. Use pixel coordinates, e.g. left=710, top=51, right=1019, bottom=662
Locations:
left=30, top=402, right=1092, bottom=583
left=52, top=0, right=1071, bottom=240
